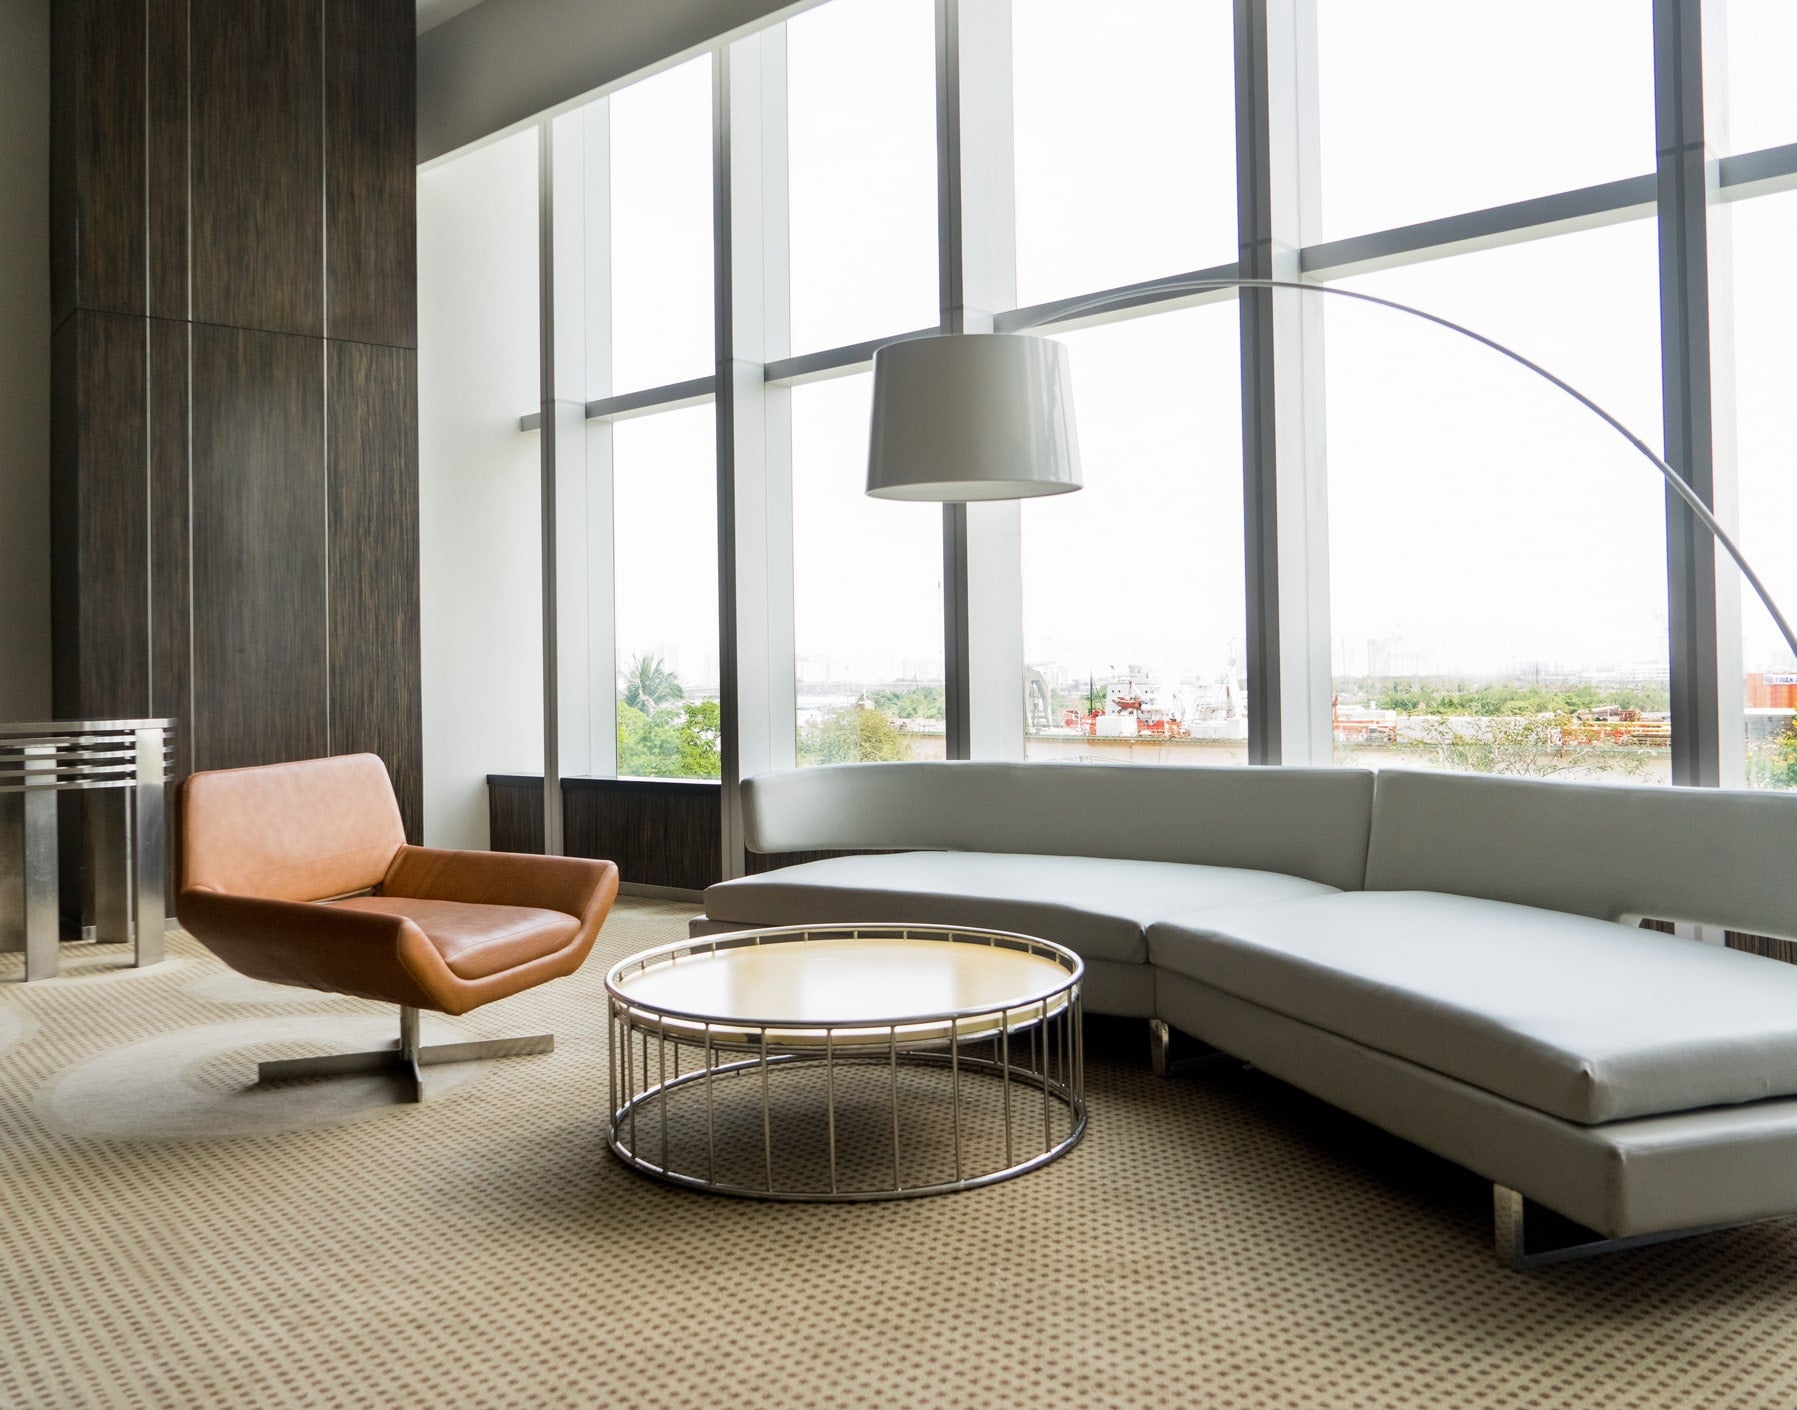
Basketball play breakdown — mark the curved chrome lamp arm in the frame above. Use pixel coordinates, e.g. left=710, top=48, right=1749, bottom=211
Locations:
left=1013, top=275, right=1797, bottom=666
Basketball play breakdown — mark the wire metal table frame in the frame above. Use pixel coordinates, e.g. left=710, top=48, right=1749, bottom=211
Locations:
left=605, top=923, right=1086, bottom=1202
left=0, top=719, right=174, bottom=980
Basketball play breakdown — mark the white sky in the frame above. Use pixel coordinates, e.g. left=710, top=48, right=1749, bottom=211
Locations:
left=429, top=0, right=1797, bottom=737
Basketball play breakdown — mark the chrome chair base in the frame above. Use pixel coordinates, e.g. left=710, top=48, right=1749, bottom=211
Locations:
left=257, top=1005, right=554, bottom=1103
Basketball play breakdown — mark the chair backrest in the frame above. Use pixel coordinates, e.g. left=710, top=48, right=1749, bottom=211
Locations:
left=740, top=761, right=1376, bottom=891
left=182, top=753, right=406, bottom=902
left=1366, top=768, right=1797, bottom=938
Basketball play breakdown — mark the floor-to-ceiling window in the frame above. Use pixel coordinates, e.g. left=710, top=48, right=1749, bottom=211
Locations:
left=1010, top=1, right=1245, bottom=766
left=417, top=0, right=1797, bottom=857
left=1715, top=0, right=1797, bottom=785
left=784, top=0, right=945, bottom=764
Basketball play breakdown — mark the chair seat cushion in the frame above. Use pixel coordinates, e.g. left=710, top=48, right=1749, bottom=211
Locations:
left=1149, top=890, right=1797, bottom=1124
left=704, top=852, right=1338, bottom=965
left=330, top=896, right=581, bottom=981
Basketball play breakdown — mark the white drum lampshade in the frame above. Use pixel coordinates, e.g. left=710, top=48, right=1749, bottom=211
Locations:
left=866, top=333, right=1083, bottom=502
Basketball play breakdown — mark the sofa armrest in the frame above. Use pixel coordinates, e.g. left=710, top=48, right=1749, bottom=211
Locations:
left=177, top=887, right=444, bottom=1009
left=381, top=846, right=619, bottom=934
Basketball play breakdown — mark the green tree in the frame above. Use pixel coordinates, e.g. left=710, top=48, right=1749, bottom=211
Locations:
left=798, top=704, right=913, bottom=765
left=616, top=701, right=681, bottom=778
left=620, top=654, right=684, bottom=714
left=616, top=699, right=722, bottom=780
left=676, top=700, right=722, bottom=778
left=865, top=685, right=946, bottom=720
left=1749, top=718, right=1797, bottom=789
left=1397, top=713, right=1648, bottom=780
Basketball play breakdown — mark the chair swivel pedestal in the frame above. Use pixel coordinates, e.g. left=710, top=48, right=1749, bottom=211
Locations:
left=257, top=1005, right=557, bottom=1104
left=178, top=754, right=618, bottom=1104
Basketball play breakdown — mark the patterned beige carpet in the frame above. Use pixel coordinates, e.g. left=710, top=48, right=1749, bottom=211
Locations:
left=5, top=898, right=1797, bottom=1408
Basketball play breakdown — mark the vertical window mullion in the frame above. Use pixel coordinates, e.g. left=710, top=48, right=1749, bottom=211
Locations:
left=717, top=31, right=797, bottom=879
left=937, top=0, right=1023, bottom=761
left=1655, top=0, right=1742, bottom=787
left=1236, top=0, right=1330, bottom=766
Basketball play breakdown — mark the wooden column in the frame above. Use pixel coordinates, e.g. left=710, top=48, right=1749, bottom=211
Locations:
left=50, top=0, right=423, bottom=905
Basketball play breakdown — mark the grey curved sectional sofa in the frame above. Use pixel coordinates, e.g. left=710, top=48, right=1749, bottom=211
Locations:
left=693, top=761, right=1797, bottom=1267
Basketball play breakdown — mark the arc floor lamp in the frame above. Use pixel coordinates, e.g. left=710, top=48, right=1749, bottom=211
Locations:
left=865, top=275, right=1797, bottom=666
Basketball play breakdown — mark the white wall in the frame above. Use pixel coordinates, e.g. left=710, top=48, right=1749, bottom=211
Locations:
left=417, top=129, right=547, bottom=848
left=418, top=0, right=806, bottom=162
left=0, top=0, right=51, bottom=721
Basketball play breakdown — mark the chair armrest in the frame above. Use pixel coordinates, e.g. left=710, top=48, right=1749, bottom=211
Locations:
left=177, top=887, right=444, bottom=1010
left=381, top=846, right=619, bottom=930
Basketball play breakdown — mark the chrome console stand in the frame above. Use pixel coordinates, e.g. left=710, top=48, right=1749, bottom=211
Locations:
left=1, top=720, right=172, bottom=979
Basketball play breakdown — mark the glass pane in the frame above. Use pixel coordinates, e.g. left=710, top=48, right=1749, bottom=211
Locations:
left=1325, top=221, right=1670, bottom=782
left=1716, top=0, right=1797, bottom=155
left=609, top=54, right=714, bottom=394
left=1316, top=2, right=1653, bottom=241
left=1012, top=0, right=1236, bottom=309
left=612, top=406, right=721, bottom=779
left=787, top=0, right=939, bottom=355
left=1022, top=304, right=1247, bottom=766
left=791, top=373, right=945, bottom=763
left=418, top=129, right=544, bottom=847
left=1723, top=191, right=1797, bottom=787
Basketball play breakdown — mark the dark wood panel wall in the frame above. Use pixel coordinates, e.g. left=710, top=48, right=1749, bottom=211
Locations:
left=50, top=0, right=422, bottom=880
left=484, top=777, right=882, bottom=893
left=488, top=777, right=726, bottom=894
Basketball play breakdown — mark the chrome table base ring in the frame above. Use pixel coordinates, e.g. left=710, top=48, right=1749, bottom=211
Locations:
left=605, top=924, right=1086, bottom=1201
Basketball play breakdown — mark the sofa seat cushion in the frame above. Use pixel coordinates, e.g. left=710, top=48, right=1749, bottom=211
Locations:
left=1149, top=890, right=1797, bottom=1125
left=705, top=852, right=1338, bottom=966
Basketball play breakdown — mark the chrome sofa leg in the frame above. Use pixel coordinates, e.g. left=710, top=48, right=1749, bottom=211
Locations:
left=1149, top=1020, right=1171, bottom=1077
left=1494, top=1184, right=1739, bottom=1270
left=257, top=1005, right=554, bottom=1103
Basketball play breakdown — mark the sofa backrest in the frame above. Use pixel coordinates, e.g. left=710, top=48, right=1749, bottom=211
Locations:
left=740, top=761, right=1376, bottom=891
left=1366, top=769, right=1797, bottom=938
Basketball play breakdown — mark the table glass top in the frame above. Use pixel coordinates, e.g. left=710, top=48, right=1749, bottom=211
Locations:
left=612, top=935, right=1073, bottom=1028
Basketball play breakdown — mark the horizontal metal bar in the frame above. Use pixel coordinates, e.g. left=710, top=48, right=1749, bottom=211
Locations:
left=762, top=326, right=941, bottom=385
left=0, top=719, right=175, bottom=734
left=508, top=147, right=1792, bottom=444
left=993, top=261, right=1241, bottom=336
left=259, top=1048, right=400, bottom=1082
left=1718, top=140, right=1797, bottom=201
left=587, top=375, right=715, bottom=420
left=416, top=1034, right=555, bottom=1065
left=517, top=376, right=718, bottom=432
left=1299, top=174, right=1657, bottom=279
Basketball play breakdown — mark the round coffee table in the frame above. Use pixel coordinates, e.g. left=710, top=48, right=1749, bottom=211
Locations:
left=605, top=923, right=1085, bottom=1201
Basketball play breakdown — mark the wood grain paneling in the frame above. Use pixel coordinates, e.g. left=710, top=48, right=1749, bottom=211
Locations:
left=191, top=0, right=323, bottom=336
left=328, top=340, right=422, bottom=840
left=145, top=0, right=189, bottom=320
left=49, top=320, right=80, bottom=718
left=325, top=0, right=416, bottom=349
left=190, top=323, right=328, bottom=772
left=149, top=317, right=191, bottom=776
left=55, top=0, right=419, bottom=871
left=49, top=0, right=76, bottom=331
left=564, top=778, right=723, bottom=892
left=746, top=847, right=893, bottom=874
left=62, top=0, right=147, bottom=318
left=73, top=311, right=150, bottom=718
left=150, top=318, right=191, bottom=896
left=487, top=777, right=724, bottom=890
left=487, top=776, right=546, bottom=856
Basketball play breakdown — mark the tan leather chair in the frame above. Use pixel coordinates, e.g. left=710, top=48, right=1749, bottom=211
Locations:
left=178, top=753, right=619, bottom=1101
